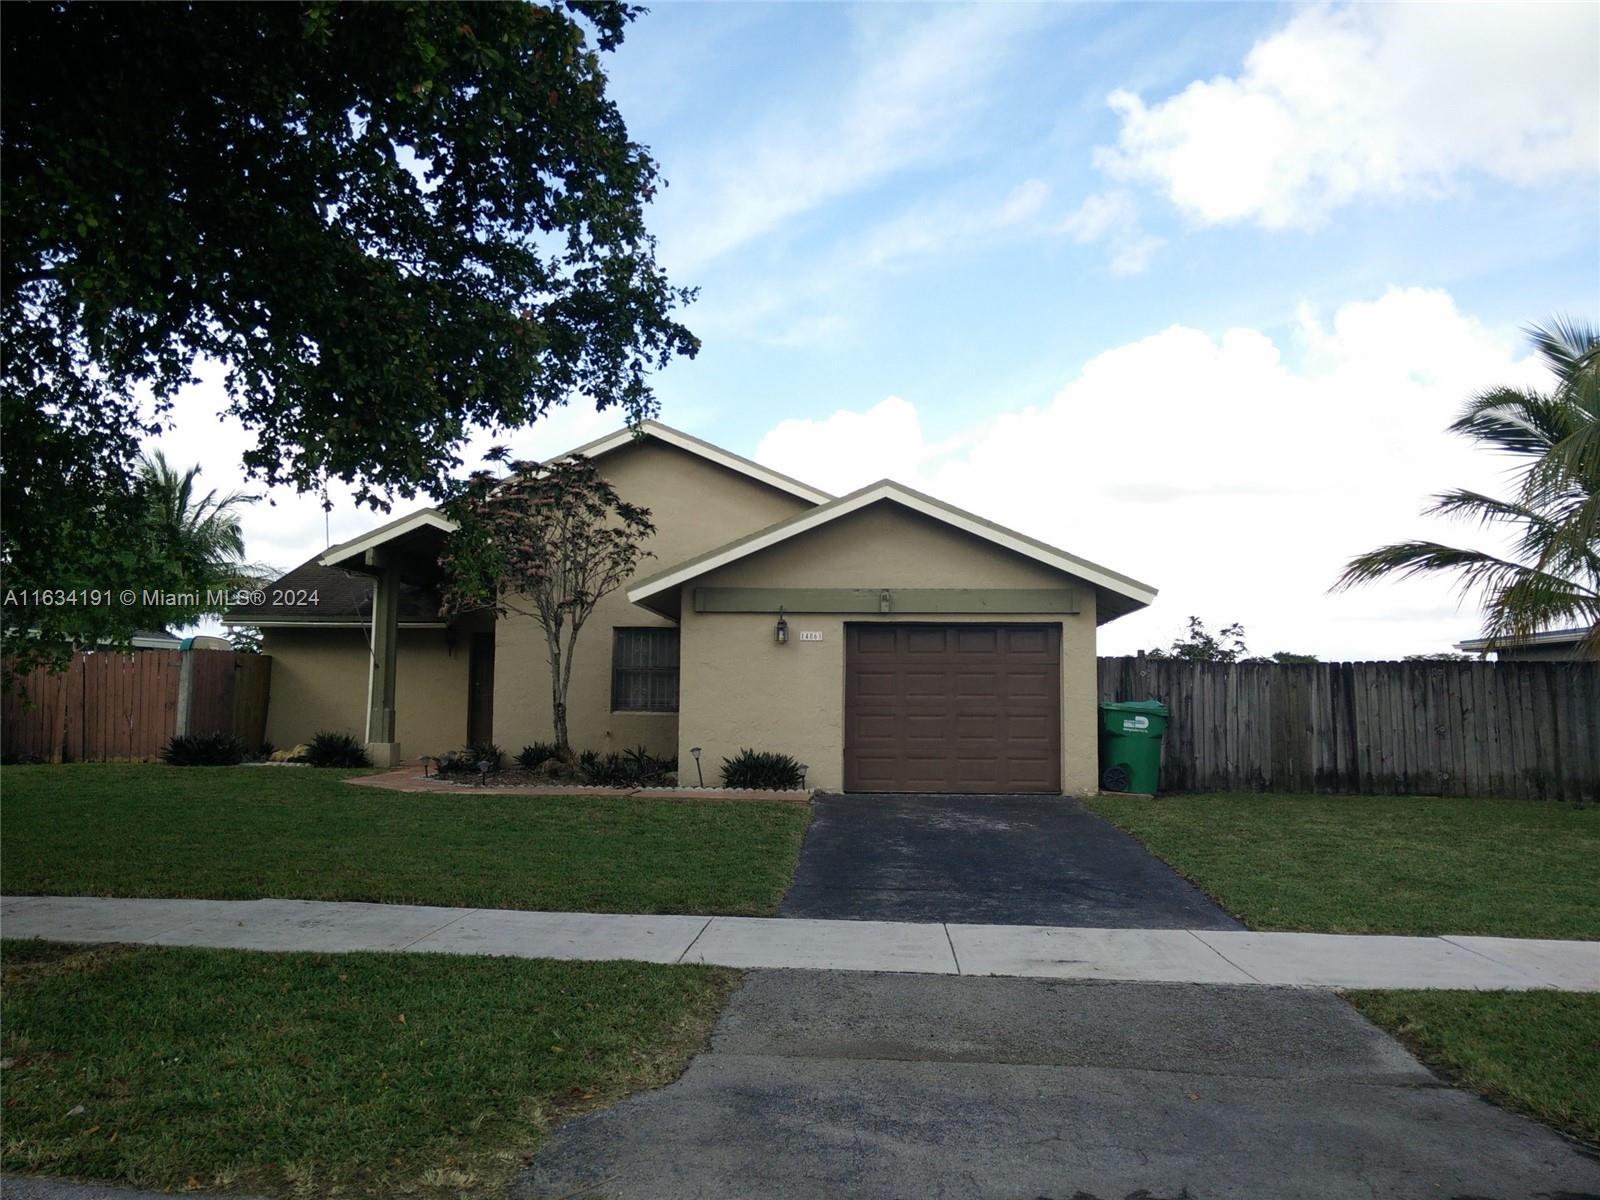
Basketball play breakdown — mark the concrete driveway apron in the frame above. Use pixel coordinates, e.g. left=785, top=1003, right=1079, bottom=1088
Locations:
left=779, top=792, right=1242, bottom=929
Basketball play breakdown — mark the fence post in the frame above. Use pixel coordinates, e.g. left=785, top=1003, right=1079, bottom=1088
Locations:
left=174, top=649, right=194, bottom=737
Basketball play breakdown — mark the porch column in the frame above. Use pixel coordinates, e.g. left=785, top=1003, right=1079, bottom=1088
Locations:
left=364, top=554, right=402, bottom=767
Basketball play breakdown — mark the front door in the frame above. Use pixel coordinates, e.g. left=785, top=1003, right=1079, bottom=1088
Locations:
left=467, top=632, right=495, bottom=745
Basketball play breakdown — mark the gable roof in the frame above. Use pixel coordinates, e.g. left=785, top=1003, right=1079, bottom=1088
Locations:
left=627, top=479, right=1157, bottom=619
left=565, top=420, right=831, bottom=506
left=318, top=508, right=457, bottom=572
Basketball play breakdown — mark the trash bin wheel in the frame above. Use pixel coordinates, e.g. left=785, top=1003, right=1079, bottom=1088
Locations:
left=1100, top=764, right=1131, bottom=792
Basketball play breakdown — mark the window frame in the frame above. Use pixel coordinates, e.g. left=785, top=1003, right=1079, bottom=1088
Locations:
left=610, top=626, right=680, bottom=714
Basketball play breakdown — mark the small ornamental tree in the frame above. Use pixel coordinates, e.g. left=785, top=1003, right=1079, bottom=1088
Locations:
left=441, top=456, right=653, bottom=751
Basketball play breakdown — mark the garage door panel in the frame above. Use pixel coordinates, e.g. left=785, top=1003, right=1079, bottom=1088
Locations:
left=954, top=671, right=998, bottom=697
left=855, top=627, right=899, bottom=654
left=1005, top=668, right=1054, bottom=697
left=1005, top=713, right=1054, bottom=739
left=955, top=627, right=999, bottom=653
left=1003, top=626, right=1053, bottom=655
left=856, top=670, right=899, bottom=697
left=904, top=672, right=949, bottom=700
left=856, top=714, right=900, bottom=739
left=845, top=623, right=1061, bottom=794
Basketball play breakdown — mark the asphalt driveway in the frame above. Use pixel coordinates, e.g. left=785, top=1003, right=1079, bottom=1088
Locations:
left=778, top=791, right=1242, bottom=928
left=520, top=970, right=1600, bottom=1200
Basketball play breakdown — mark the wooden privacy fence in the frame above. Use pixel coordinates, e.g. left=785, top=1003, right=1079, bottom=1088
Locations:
left=1097, top=656, right=1599, bottom=802
left=2, top=650, right=271, bottom=763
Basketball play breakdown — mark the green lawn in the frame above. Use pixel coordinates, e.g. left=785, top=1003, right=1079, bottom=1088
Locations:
left=1084, top=791, right=1600, bottom=939
left=0, top=764, right=808, bottom=915
left=1348, top=989, right=1600, bottom=1145
left=1, top=939, right=734, bottom=1197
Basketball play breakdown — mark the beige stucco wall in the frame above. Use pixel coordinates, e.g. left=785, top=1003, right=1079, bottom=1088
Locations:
left=261, top=626, right=469, bottom=757
left=675, top=503, right=1102, bottom=794
left=491, top=438, right=814, bottom=756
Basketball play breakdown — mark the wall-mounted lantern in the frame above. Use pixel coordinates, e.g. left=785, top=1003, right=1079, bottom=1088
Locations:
left=775, top=606, right=789, bottom=645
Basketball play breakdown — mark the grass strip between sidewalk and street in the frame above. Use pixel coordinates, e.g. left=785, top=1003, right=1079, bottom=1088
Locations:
left=1, top=939, right=737, bottom=1198
left=1348, top=989, right=1600, bottom=1146
left=1083, top=791, right=1600, bottom=939
left=0, top=764, right=809, bottom=916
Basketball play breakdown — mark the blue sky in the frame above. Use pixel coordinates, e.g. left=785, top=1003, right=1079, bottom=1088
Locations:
left=163, top=1, right=1599, bottom=658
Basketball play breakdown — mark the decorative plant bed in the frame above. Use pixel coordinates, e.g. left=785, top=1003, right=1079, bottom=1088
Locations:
left=346, top=766, right=812, bottom=802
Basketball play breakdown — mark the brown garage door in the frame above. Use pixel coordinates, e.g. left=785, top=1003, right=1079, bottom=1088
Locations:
left=844, top=623, right=1061, bottom=794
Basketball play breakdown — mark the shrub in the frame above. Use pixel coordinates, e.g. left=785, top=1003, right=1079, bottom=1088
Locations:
left=300, top=731, right=371, bottom=769
left=623, top=745, right=676, bottom=786
left=256, top=740, right=276, bottom=761
left=161, top=731, right=245, bottom=767
left=516, top=741, right=561, bottom=770
left=720, top=749, right=804, bottom=790
left=575, top=745, right=677, bottom=787
left=580, top=750, right=630, bottom=787
left=438, top=743, right=504, bottom=776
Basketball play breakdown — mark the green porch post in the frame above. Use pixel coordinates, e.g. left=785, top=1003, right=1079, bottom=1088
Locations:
left=365, top=553, right=401, bottom=766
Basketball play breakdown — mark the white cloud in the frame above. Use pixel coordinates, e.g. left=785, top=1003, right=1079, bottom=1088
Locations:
left=754, top=287, right=1554, bottom=659
left=756, top=396, right=937, bottom=494
left=653, top=5, right=1054, bottom=273
left=1098, top=3, right=1599, bottom=229
left=1057, top=190, right=1163, bottom=274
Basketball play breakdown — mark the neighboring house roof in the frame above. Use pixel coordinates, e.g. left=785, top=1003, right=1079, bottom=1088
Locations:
left=627, top=479, right=1158, bottom=620
left=225, top=557, right=448, bottom=627
left=1454, top=627, right=1593, bottom=653
left=129, top=628, right=182, bottom=650
left=564, top=420, right=832, bottom=506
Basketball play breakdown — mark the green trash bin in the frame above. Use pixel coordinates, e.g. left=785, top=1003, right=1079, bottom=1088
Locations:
left=1098, top=700, right=1169, bottom=794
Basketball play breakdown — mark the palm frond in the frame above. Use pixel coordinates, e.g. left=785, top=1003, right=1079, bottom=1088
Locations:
left=1449, top=387, right=1573, bottom=458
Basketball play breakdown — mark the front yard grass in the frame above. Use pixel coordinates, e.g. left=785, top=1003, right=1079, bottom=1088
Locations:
left=1348, top=989, right=1600, bottom=1146
left=0, top=764, right=808, bottom=916
left=1, top=939, right=736, bottom=1198
left=1083, top=791, right=1600, bottom=939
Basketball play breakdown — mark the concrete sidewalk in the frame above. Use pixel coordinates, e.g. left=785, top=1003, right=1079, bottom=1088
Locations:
left=3, top=895, right=1596, bottom=990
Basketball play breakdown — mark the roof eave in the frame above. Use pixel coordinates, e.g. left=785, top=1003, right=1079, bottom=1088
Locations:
left=626, top=480, right=1157, bottom=614
left=318, top=508, right=458, bottom=572
left=562, top=420, right=832, bottom=506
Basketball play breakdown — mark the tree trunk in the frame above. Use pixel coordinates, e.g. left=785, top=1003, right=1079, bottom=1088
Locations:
left=545, top=621, right=569, bottom=752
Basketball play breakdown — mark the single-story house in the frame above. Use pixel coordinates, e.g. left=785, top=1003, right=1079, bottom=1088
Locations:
left=1454, top=627, right=1596, bottom=662
left=228, top=421, right=1156, bottom=794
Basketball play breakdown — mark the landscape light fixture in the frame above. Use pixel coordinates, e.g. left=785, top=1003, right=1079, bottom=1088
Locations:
left=690, top=746, right=703, bottom=786
left=775, top=606, right=789, bottom=645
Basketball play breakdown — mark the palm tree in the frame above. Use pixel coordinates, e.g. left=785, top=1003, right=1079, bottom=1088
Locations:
left=1335, top=318, right=1599, bottom=659
left=137, top=450, right=262, bottom=593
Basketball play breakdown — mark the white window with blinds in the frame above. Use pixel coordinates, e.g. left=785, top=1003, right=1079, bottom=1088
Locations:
left=611, top=627, right=680, bottom=712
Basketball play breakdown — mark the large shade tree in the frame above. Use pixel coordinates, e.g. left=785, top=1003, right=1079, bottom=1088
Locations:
left=1, top=1, right=695, bottom=669
left=1336, top=319, right=1599, bottom=657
